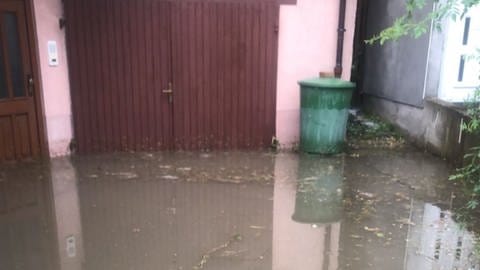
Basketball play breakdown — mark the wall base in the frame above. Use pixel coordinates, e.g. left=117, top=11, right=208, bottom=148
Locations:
left=364, top=95, right=479, bottom=165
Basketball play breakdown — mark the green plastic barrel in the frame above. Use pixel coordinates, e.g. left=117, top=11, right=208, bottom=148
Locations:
left=298, top=77, right=355, bottom=154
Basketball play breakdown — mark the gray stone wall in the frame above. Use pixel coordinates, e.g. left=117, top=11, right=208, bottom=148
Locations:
left=362, top=0, right=436, bottom=107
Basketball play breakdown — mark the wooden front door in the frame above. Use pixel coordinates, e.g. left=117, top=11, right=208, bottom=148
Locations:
left=0, top=0, right=40, bottom=161
left=66, top=0, right=279, bottom=153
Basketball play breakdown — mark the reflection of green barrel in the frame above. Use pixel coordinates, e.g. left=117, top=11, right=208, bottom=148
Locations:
left=292, top=155, right=344, bottom=224
left=299, top=78, right=355, bottom=154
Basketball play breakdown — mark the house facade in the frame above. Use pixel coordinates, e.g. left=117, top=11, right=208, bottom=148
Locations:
left=0, top=0, right=357, bottom=160
left=359, top=0, right=480, bottom=163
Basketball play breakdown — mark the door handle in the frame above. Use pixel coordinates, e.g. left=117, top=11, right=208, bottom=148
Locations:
left=26, top=74, right=34, bottom=96
left=162, top=83, right=173, bottom=103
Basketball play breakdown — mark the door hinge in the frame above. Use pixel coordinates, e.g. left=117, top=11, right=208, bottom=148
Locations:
left=274, top=24, right=279, bottom=34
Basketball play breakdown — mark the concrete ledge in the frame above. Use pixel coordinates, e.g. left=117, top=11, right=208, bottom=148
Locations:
left=365, top=95, right=480, bottom=165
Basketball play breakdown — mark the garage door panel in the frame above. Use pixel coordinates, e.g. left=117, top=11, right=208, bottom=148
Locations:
left=66, top=0, right=278, bottom=153
left=66, top=0, right=174, bottom=153
left=152, top=0, right=174, bottom=150
left=171, top=1, right=278, bottom=150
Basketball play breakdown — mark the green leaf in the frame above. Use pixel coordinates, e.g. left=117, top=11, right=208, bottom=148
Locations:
left=467, top=200, right=479, bottom=209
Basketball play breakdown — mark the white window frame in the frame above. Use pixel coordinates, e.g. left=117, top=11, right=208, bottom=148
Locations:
left=438, top=6, right=480, bottom=102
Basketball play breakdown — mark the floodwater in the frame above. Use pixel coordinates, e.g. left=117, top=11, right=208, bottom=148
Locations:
left=0, top=147, right=479, bottom=270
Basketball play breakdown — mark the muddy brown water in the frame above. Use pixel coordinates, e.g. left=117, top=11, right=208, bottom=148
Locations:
left=0, top=147, right=478, bottom=270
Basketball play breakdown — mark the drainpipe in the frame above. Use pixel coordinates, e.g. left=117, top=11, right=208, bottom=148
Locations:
left=334, top=0, right=347, bottom=78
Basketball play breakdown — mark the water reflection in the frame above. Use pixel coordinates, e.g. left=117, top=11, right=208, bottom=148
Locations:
left=0, top=151, right=478, bottom=270
left=406, top=202, right=480, bottom=270
left=273, top=154, right=343, bottom=270
left=50, top=159, right=84, bottom=270
left=293, top=155, right=344, bottom=224
left=0, top=168, right=56, bottom=270
left=76, top=153, right=275, bottom=270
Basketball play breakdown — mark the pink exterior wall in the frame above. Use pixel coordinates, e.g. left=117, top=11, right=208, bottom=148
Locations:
left=33, top=0, right=72, bottom=157
left=276, top=0, right=358, bottom=148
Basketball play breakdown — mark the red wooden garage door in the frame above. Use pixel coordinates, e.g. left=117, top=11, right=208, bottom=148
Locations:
left=65, top=0, right=279, bottom=153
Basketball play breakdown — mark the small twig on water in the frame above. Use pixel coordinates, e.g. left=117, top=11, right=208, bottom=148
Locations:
left=193, top=234, right=242, bottom=270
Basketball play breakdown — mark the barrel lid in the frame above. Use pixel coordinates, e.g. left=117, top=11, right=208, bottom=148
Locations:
left=298, top=77, right=356, bottom=89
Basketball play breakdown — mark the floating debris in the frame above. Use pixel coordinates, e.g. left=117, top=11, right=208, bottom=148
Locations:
left=396, top=218, right=416, bottom=226
left=161, top=175, right=179, bottom=180
left=108, top=172, right=138, bottom=179
left=364, top=226, right=381, bottom=232
left=249, top=225, right=266, bottom=230
left=193, top=234, right=242, bottom=269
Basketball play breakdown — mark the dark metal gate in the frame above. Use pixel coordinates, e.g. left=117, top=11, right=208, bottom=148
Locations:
left=65, top=0, right=279, bottom=153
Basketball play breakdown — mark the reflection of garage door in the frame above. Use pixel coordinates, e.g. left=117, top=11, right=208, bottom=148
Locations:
left=65, top=0, right=280, bottom=153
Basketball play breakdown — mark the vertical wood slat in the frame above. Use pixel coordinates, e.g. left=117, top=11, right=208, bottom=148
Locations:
left=235, top=4, right=246, bottom=147
left=109, top=0, right=121, bottom=151
left=84, top=0, right=99, bottom=152
left=114, top=0, right=126, bottom=150
left=153, top=1, right=172, bottom=150
left=78, top=1, right=90, bottom=152
left=100, top=0, right=110, bottom=152
left=131, top=0, right=140, bottom=151
left=66, top=0, right=279, bottom=153
left=267, top=3, right=280, bottom=141
left=122, top=0, right=134, bottom=151
left=104, top=0, right=116, bottom=152
left=98, top=0, right=108, bottom=152
left=64, top=0, right=80, bottom=152
left=94, top=0, right=107, bottom=152
left=226, top=4, right=234, bottom=147
left=145, top=0, right=154, bottom=150
left=138, top=0, right=148, bottom=150
left=77, top=0, right=91, bottom=153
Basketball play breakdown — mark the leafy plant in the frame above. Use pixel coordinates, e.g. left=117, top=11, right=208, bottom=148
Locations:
left=449, top=146, right=480, bottom=209
left=449, top=89, right=480, bottom=209
left=461, top=89, right=480, bottom=133
left=367, top=0, right=480, bottom=45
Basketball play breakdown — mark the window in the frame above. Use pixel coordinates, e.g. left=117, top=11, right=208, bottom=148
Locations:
left=438, top=6, right=480, bottom=102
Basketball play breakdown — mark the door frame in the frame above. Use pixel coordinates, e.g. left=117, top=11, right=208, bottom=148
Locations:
left=1, top=0, right=49, bottom=158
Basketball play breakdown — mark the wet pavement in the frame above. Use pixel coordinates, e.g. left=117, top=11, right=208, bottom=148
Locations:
left=0, top=147, right=479, bottom=270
